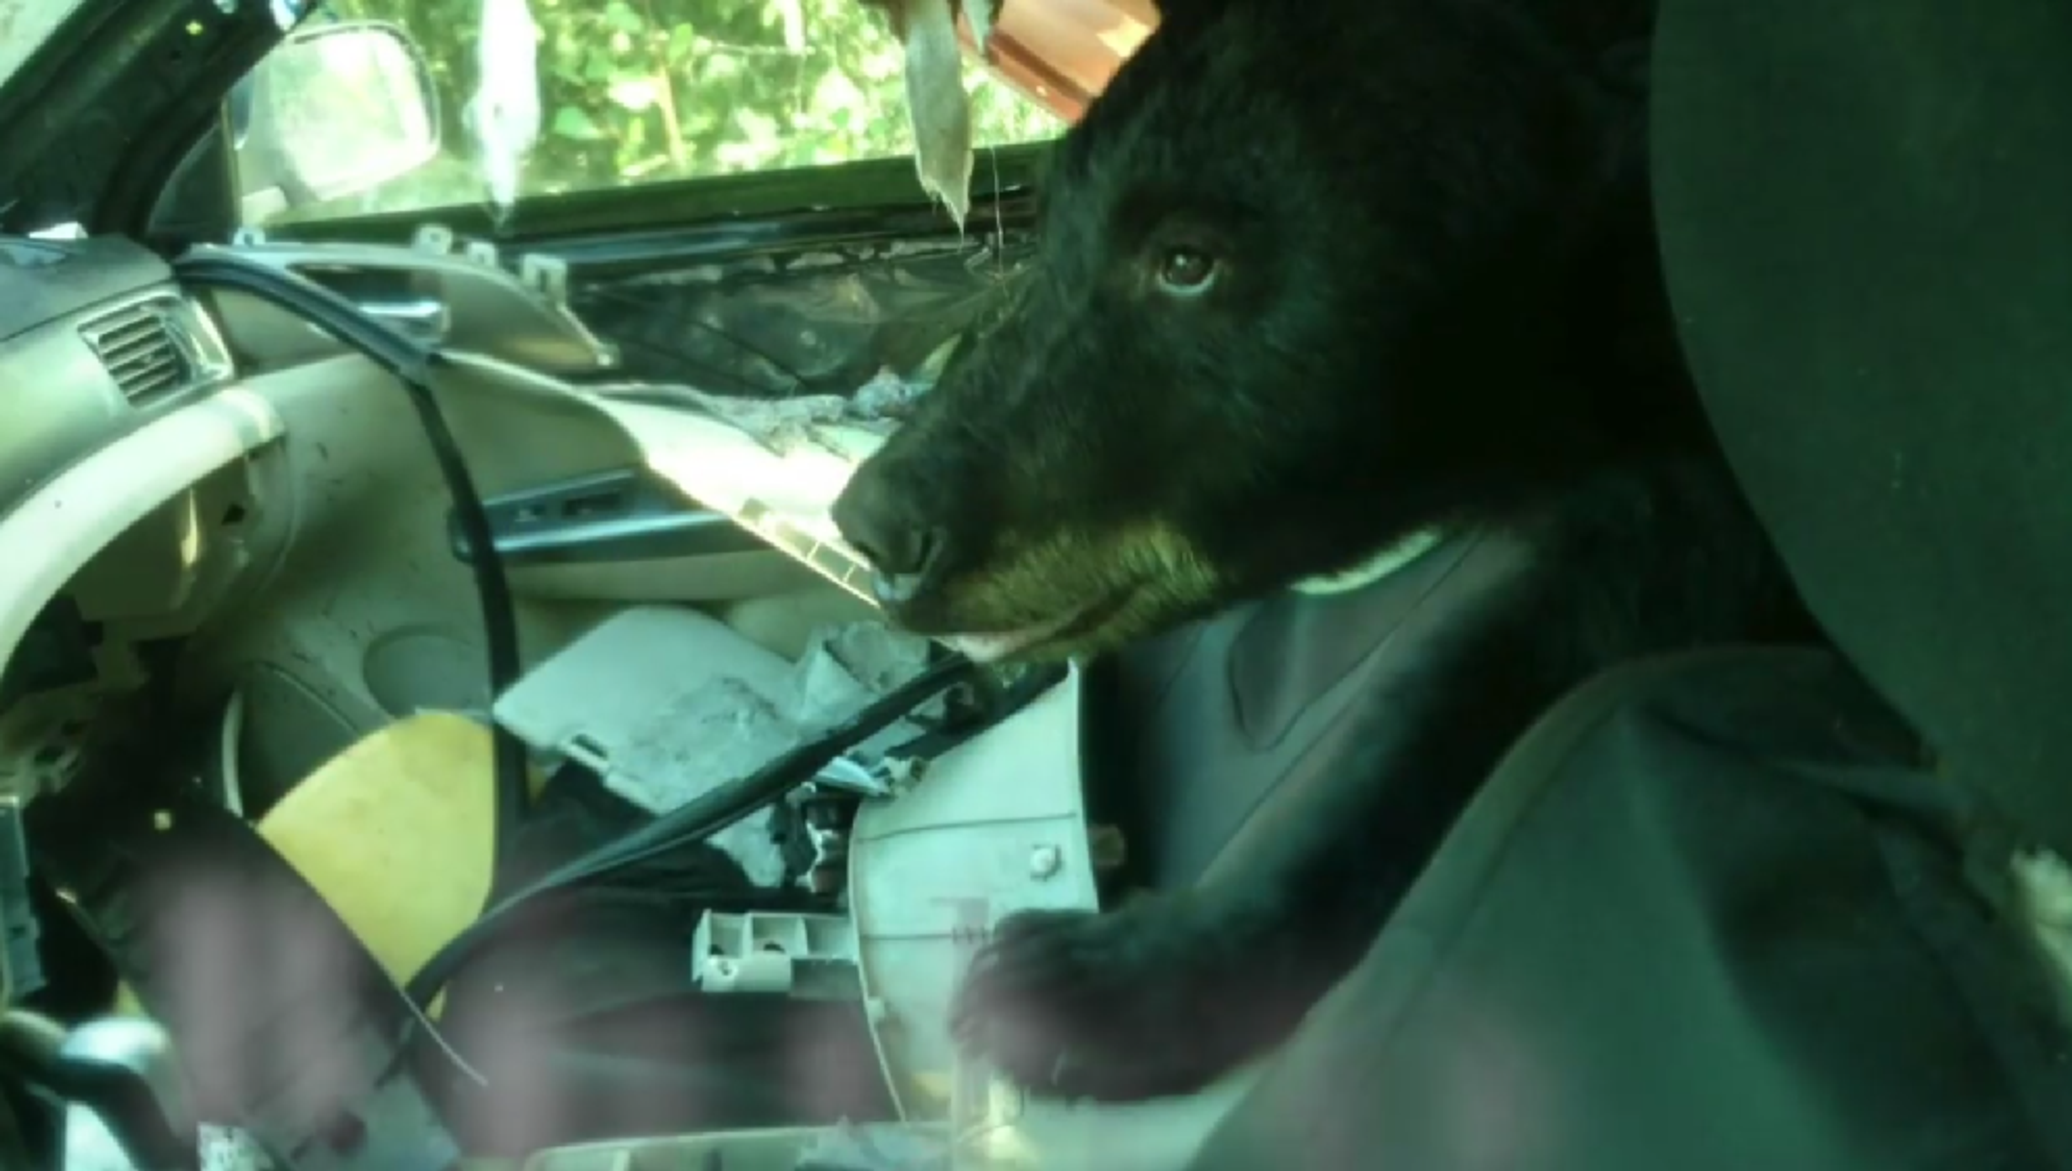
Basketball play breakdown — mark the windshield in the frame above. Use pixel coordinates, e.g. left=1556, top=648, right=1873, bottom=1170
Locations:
left=0, top=0, right=94, bottom=90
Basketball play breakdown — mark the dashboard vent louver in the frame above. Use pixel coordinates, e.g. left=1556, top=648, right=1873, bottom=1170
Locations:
left=80, top=302, right=191, bottom=402
left=78, top=295, right=231, bottom=404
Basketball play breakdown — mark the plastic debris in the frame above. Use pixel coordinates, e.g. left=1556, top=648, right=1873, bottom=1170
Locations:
left=198, top=1124, right=279, bottom=1171
left=465, top=0, right=543, bottom=222
left=593, top=366, right=933, bottom=455
left=602, top=621, right=937, bottom=887
left=859, top=0, right=1004, bottom=230
left=795, top=1121, right=954, bottom=1171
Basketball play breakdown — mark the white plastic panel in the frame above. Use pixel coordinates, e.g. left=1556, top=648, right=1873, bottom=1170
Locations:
left=522, top=1124, right=951, bottom=1171
left=692, top=910, right=860, bottom=999
left=847, top=673, right=1099, bottom=1115
left=0, top=387, right=285, bottom=684
left=488, top=601, right=1106, bottom=1147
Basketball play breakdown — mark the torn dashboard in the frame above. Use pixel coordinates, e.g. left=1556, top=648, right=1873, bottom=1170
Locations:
left=0, top=234, right=236, bottom=503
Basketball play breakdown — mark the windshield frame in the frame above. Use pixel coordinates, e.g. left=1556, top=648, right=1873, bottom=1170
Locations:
left=0, top=0, right=300, bottom=236
left=0, top=0, right=98, bottom=92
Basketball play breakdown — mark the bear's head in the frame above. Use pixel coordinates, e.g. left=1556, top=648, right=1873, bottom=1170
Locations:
left=834, top=0, right=1654, bottom=662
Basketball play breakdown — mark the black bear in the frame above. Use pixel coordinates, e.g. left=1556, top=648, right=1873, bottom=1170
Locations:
left=831, top=0, right=1809, bottom=1102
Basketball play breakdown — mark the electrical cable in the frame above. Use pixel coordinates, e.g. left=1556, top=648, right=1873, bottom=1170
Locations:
left=175, top=248, right=995, bottom=1083
left=401, top=651, right=976, bottom=1015
left=170, top=251, right=533, bottom=861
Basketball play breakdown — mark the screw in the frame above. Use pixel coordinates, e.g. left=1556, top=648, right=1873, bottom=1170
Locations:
left=1028, top=844, right=1062, bottom=879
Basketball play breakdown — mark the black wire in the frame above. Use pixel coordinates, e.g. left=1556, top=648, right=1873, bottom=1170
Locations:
left=890, top=661, right=1066, bottom=761
left=170, top=252, right=532, bottom=859
left=176, top=251, right=998, bottom=1080
left=402, top=652, right=976, bottom=1014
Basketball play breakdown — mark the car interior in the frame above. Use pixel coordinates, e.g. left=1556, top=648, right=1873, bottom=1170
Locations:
left=0, top=0, right=2067, bottom=1169
left=2, top=12, right=1487, bottom=1167
left=2, top=209, right=1512, bottom=1171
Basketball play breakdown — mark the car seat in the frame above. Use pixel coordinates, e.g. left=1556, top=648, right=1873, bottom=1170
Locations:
left=1177, top=2, right=2072, bottom=1168
left=1079, top=528, right=1527, bottom=894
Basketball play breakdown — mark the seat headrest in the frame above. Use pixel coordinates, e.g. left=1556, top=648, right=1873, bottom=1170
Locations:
left=1649, top=1, right=2072, bottom=856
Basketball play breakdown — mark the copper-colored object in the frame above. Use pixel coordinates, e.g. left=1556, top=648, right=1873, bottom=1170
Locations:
left=861, top=0, right=1159, bottom=125
left=971, top=0, right=1156, bottom=122
left=1087, top=822, right=1129, bottom=874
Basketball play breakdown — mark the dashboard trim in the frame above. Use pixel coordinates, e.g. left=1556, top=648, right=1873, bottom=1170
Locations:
left=0, top=386, right=285, bottom=682
left=76, top=290, right=236, bottom=404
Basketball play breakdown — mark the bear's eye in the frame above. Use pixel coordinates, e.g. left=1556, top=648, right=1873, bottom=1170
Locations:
left=1154, top=248, right=1219, bottom=295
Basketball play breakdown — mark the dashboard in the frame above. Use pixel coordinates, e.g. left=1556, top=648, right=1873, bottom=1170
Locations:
left=0, top=234, right=278, bottom=807
left=0, top=227, right=631, bottom=522
left=0, top=225, right=689, bottom=1022
left=0, top=235, right=238, bottom=500
left=0, top=229, right=804, bottom=813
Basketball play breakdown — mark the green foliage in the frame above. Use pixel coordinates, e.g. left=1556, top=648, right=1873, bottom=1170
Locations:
left=313, top=0, right=1062, bottom=216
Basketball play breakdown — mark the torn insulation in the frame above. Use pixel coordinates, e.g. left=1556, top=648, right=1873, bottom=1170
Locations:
left=466, top=0, right=543, bottom=221
left=861, top=0, right=1004, bottom=230
left=592, top=366, right=934, bottom=456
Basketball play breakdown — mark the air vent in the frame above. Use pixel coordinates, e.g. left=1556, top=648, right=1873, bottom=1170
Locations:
left=79, top=296, right=229, bottom=404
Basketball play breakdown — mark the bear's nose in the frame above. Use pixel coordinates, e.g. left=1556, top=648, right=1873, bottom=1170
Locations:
left=831, top=465, right=945, bottom=606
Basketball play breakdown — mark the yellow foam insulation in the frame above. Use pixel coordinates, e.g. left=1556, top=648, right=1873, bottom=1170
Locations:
left=117, top=711, right=546, bottom=1019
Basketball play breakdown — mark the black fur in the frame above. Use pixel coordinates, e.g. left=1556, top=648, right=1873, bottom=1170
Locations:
left=832, top=0, right=1811, bottom=1101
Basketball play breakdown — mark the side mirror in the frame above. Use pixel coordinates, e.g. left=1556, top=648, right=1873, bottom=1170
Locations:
left=232, top=20, right=440, bottom=222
